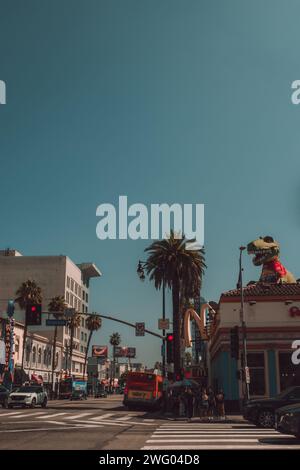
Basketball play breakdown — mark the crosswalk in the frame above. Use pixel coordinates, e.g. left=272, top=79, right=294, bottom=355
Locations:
left=141, top=422, right=300, bottom=450
left=0, top=409, right=154, bottom=429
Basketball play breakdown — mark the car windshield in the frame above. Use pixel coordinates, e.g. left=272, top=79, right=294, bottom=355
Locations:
left=16, top=387, right=42, bottom=393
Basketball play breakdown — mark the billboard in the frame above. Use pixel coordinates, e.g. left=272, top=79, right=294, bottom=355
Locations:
left=92, top=345, right=108, bottom=358
left=115, top=347, right=136, bottom=358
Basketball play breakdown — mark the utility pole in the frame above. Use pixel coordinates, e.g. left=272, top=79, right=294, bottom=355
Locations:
left=239, top=246, right=250, bottom=402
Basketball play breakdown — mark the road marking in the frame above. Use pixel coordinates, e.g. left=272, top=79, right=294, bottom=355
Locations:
left=0, top=411, right=24, bottom=416
left=77, top=419, right=128, bottom=427
left=147, top=438, right=259, bottom=443
left=10, top=412, right=47, bottom=418
left=90, top=413, right=114, bottom=420
left=0, top=425, right=105, bottom=433
left=142, top=444, right=300, bottom=450
left=36, top=413, right=68, bottom=419
left=65, top=413, right=94, bottom=420
left=117, top=416, right=133, bottom=421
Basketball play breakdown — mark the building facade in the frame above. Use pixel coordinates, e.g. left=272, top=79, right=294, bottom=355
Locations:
left=209, top=283, right=300, bottom=409
left=0, top=249, right=101, bottom=378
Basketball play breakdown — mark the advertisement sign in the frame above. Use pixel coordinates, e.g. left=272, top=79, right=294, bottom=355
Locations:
left=92, top=345, right=108, bottom=358
left=115, top=347, right=136, bottom=358
left=158, top=319, right=170, bottom=330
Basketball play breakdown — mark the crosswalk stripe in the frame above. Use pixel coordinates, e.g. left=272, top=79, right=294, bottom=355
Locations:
left=65, top=413, right=94, bottom=420
left=36, top=413, right=68, bottom=419
left=11, top=412, right=47, bottom=418
left=1, top=411, right=24, bottom=416
left=90, top=413, right=114, bottom=420
left=74, top=419, right=128, bottom=427
left=142, top=444, right=299, bottom=450
left=117, top=416, right=133, bottom=421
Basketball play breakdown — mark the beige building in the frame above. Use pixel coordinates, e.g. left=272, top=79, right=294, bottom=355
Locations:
left=0, top=249, right=101, bottom=376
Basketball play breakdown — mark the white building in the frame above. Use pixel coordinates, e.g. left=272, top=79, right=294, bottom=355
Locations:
left=0, top=249, right=101, bottom=377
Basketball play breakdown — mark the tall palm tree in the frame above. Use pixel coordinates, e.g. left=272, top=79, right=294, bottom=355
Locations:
left=48, top=296, right=67, bottom=394
left=109, top=332, right=121, bottom=387
left=15, top=280, right=42, bottom=373
left=83, top=314, right=102, bottom=379
left=67, top=312, right=81, bottom=374
left=144, top=230, right=206, bottom=376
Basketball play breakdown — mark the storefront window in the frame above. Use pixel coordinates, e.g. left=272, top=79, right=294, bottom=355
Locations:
left=279, top=352, right=298, bottom=391
left=247, top=352, right=265, bottom=396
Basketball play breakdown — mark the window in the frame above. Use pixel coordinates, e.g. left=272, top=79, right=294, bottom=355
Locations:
left=246, top=353, right=265, bottom=396
left=81, top=318, right=84, bottom=327
left=86, top=293, right=89, bottom=303
left=81, top=332, right=84, bottom=341
left=43, top=349, right=47, bottom=366
left=75, top=283, right=78, bottom=295
left=38, top=348, right=42, bottom=364
left=66, top=291, right=69, bottom=304
left=67, top=276, right=70, bottom=288
left=82, top=291, right=85, bottom=301
left=279, top=352, right=298, bottom=391
left=74, top=298, right=77, bottom=310
left=84, top=333, right=87, bottom=342
left=71, top=279, right=74, bottom=292
left=32, top=346, right=36, bottom=363
left=78, top=286, right=81, bottom=297
left=25, top=343, right=31, bottom=363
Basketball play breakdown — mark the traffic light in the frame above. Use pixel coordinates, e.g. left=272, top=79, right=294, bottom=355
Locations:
left=166, top=333, right=174, bottom=363
left=230, top=326, right=239, bottom=360
left=6, top=300, right=15, bottom=317
left=26, top=303, right=42, bottom=325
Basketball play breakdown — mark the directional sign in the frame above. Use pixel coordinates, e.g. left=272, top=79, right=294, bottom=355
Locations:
left=245, top=366, right=251, bottom=384
left=158, top=319, right=170, bottom=330
left=46, top=319, right=67, bottom=327
left=135, top=322, right=145, bottom=336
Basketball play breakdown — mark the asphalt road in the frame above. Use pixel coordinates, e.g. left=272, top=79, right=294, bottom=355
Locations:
left=0, top=396, right=299, bottom=450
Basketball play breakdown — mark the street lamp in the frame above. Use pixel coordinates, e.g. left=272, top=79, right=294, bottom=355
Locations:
left=239, top=246, right=250, bottom=402
left=137, top=260, right=166, bottom=378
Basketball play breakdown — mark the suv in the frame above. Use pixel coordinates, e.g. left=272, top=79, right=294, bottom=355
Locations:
left=243, top=386, right=300, bottom=428
left=0, top=385, right=9, bottom=408
left=8, top=385, right=48, bottom=409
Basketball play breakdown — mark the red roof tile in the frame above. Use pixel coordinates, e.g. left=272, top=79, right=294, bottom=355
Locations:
left=221, top=282, right=300, bottom=299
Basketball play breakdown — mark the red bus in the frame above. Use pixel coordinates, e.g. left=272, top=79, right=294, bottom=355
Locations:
left=123, top=372, right=163, bottom=410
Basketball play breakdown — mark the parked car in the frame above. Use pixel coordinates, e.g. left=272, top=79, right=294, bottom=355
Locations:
left=275, top=403, right=300, bottom=439
left=0, top=385, right=9, bottom=408
left=8, top=385, right=48, bottom=408
left=243, top=386, right=300, bottom=428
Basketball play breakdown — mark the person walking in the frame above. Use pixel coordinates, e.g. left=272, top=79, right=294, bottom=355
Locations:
left=183, top=387, right=194, bottom=422
left=200, top=388, right=209, bottom=420
left=216, top=389, right=226, bottom=420
left=207, top=386, right=216, bottom=421
left=194, top=386, right=202, bottom=418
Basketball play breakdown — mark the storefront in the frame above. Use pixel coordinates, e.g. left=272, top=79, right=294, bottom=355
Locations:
left=209, top=283, right=300, bottom=410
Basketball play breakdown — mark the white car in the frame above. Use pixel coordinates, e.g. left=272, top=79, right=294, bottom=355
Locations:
left=8, top=385, right=48, bottom=408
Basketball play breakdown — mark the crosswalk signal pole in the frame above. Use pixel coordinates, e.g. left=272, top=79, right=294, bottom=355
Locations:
left=239, top=246, right=250, bottom=402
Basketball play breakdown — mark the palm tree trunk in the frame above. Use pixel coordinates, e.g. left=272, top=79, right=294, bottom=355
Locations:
left=83, top=331, right=93, bottom=379
left=21, top=323, right=28, bottom=373
left=51, top=326, right=58, bottom=398
left=172, top=276, right=181, bottom=377
left=112, top=345, right=116, bottom=390
left=69, top=325, right=74, bottom=374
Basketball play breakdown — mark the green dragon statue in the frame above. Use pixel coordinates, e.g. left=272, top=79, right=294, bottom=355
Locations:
left=247, top=236, right=296, bottom=284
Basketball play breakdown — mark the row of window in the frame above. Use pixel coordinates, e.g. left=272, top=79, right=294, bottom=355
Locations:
left=25, top=344, right=59, bottom=367
left=64, top=326, right=88, bottom=342
left=66, top=276, right=89, bottom=303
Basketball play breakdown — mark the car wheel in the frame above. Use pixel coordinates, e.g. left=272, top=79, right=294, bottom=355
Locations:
left=258, top=410, right=275, bottom=428
left=41, top=398, right=47, bottom=408
left=31, top=398, right=36, bottom=409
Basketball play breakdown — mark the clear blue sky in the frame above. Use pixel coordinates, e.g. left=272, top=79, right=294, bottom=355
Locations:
left=1, top=1, right=300, bottom=367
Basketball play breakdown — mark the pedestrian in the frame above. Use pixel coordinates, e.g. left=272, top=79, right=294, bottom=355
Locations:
left=194, top=386, right=202, bottom=418
left=183, top=387, right=194, bottom=422
left=216, top=389, right=226, bottom=420
left=200, top=388, right=209, bottom=420
left=207, top=386, right=216, bottom=421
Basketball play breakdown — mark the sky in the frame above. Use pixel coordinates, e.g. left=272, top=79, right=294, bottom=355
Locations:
left=1, top=0, right=300, bottom=367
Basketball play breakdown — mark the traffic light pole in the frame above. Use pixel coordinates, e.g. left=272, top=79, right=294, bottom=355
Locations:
left=162, top=275, right=166, bottom=378
left=239, top=247, right=250, bottom=402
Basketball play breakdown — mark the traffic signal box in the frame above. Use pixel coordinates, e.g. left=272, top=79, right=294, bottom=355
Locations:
left=230, top=326, right=239, bottom=360
left=166, top=333, right=174, bottom=363
left=26, top=304, right=42, bottom=325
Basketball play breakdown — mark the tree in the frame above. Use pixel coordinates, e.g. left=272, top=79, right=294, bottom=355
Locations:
left=83, top=314, right=102, bottom=379
left=109, top=332, right=121, bottom=387
left=67, top=312, right=81, bottom=373
left=48, top=296, right=67, bottom=395
left=144, top=230, right=206, bottom=376
left=15, top=280, right=42, bottom=373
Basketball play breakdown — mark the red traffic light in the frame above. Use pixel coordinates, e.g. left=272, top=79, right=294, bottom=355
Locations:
left=31, top=306, right=36, bottom=312
left=167, top=334, right=174, bottom=341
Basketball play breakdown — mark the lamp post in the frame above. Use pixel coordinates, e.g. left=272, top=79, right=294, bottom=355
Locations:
left=239, top=246, right=250, bottom=402
left=137, top=260, right=166, bottom=378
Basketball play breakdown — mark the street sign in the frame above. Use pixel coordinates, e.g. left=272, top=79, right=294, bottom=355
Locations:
left=135, top=322, right=145, bottom=336
left=46, top=319, right=67, bottom=327
left=158, top=319, right=170, bottom=330
left=64, top=308, right=76, bottom=318
left=245, top=366, right=251, bottom=384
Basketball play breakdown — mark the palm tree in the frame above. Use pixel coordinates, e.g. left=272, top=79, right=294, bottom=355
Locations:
left=83, top=314, right=102, bottom=379
left=15, top=280, right=42, bottom=373
left=144, top=230, right=206, bottom=376
left=109, top=332, right=121, bottom=387
left=48, top=296, right=67, bottom=395
left=67, top=312, right=81, bottom=374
